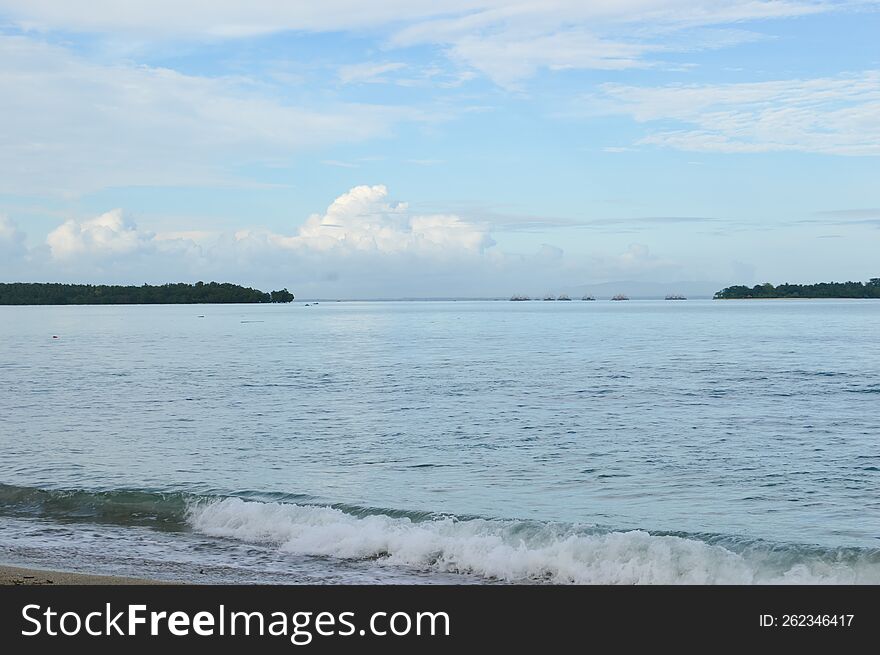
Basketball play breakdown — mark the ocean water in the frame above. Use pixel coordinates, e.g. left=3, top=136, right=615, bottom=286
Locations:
left=1, top=300, right=879, bottom=584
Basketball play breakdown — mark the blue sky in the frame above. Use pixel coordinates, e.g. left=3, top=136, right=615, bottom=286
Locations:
left=0, top=1, right=878, bottom=297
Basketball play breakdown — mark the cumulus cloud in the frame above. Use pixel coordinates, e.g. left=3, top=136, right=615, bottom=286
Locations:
left=616, top=243, right=669, bottom=271
left=10, top=185, right=685, bottom=296
left=14, top=186, right=870, bottom=297
left=28, top=186, right=497, bottom=292
left=595, top=71, right=880, bottom=155
left=0, top=215, right=26, bottom=256
left=237, top=185, right=493, bottom=256
left=46, top=209, right=155, bottom=259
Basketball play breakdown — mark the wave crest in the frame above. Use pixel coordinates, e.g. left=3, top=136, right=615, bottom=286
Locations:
left=186, top=497, right=880, bottom=584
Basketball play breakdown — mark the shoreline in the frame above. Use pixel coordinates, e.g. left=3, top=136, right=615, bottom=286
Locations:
left=0, top=564, right=165, bottom=586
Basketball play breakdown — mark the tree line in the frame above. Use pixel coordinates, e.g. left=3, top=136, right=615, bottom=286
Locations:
left=0, top=282, right=295, bottom=304
left=714, top=278, right=880, bottom=299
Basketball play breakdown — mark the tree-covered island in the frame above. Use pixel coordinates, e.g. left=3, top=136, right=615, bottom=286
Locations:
left=0, top=282, right=294, bottom=305
left=714, top=278, right=880, bottom=299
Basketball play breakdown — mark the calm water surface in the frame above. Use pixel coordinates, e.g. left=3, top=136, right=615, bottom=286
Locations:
left=1, top=300, right=878, bottom=583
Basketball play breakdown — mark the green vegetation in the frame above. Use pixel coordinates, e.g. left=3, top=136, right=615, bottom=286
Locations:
left=0, top=282, right=295, bottom=305
left=714, top=278, right=880, bottom=299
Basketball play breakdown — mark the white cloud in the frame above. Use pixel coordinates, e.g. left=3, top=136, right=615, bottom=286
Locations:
left=0, top=215, right=26, bottom=257
left=437, top=30, right=653, bottom=88
left=32, top=187, right=493, bottom=284
left=388, top=1, right=832, bottom=86
left=0, top=215, right=22, bottom=241
left=240, top=184, right=494, bottom=256
left=0, top=1, right=851, bottom=86
left=1, top=0, right=829, bottom=38
left=8, top=185, right=876, bottom=297
left=596, top=71, right=880, bottom=155
left=10, top=186, right=636, bottom=296
left=0, top=1, right=481, bottom=36
left=0, top=1, right=870, bottom=203
left=615, top=243, right=673, bottom=272
left=153, top=230, right=220, bottom=242
left=321, top=160, right=360, bottom=168
left=419, top=24, right=769, bottom=88
left=338, top=62, right=407, bottom=84
left=0, top=36, right=423, bottom=194
left=46, top=209, right=155, bottom=259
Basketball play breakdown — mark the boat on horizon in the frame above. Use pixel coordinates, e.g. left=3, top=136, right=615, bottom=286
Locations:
left=665, top=294, right=687, bottom=300
left=557, top=294, right=571, bottom=301
left=581, top=295, right=596, bottom=301
left=510, top=295, right=531, bottom=301
left=611, top=294, right=629, bottom=301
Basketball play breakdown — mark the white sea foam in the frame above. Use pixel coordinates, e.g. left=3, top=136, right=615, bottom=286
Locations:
left=186, top=498, right=880, bottom=584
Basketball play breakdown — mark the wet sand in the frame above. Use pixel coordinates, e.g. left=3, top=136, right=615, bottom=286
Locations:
left=0, top=564, right=162, bottom=585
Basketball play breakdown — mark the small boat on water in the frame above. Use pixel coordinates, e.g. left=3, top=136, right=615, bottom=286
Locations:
left=611, top=294, right=629, bottom=301
left=582, top=295, right=596, bottom=301
left=543, top=295, right=556, bottom=301
left=509, top=295, right=531, bottom=301
left=557, top=294, right=571, bottom=301
left=665, top=294, right=687, bottom=300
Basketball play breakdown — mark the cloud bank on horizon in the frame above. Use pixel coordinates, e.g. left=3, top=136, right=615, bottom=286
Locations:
left=0, top=1, right=878, bottom=296
left=3, top=186, right=693, bottom=297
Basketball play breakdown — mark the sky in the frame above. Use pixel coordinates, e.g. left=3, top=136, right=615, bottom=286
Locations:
left=0, top=1, right=878, bottom=298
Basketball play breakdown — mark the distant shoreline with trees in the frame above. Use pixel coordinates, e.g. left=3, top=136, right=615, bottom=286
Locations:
left=714, top=278, right=880, bottom=299
left=0, top=282, right=294, bottom=305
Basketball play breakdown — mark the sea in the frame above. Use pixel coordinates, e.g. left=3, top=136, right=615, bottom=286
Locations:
left=1, top=299, right=878, bottom=584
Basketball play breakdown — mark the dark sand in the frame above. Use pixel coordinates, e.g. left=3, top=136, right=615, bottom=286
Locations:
left=0, top=565, right=163, bottom=585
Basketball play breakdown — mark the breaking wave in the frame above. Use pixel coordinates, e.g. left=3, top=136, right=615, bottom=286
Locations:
left=186, top=497, right=880, bottom=585
left=3, top=484, right=878, bottom=584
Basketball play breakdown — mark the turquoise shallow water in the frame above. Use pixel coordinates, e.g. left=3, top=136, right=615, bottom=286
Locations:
left=1, top=300, right=878, bottom=583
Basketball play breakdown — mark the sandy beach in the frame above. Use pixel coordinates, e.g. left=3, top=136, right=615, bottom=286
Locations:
left=0, top=564, right=161, bottom=586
